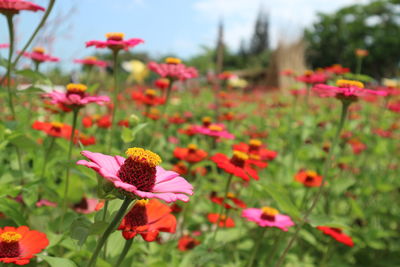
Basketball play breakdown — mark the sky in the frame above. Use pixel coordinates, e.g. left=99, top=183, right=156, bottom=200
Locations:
left=0, top=0, right=366, bottom=70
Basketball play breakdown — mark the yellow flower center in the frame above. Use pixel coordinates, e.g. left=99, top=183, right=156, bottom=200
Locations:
left=136, top=199, right=149, bottom=206
left=249, top=139, right=262, bottom=147
left=106, top=32, right=124, bottom=41
left=33, top=47, right=45, bottom=54
left=304, top=70, right=313, bottom=76
left=208, top=125, right=223, bottom=132
left=145, top=89, right=157, bottom=97
left=261, top=206, right=279, bottom=216
left=226, top=192, right=235, bottom=198
left=187, top=144, right=198, bottom=151
left=125, top=147, right=162, bottom=167
left=249, top=154, right=261, bottom=161
left=150, top=108, right=159, bottom=115
left=305, top=170, right=317, bottom=177
left=165, top=57, right=181, bottom=64
left=67, top=83, right=87, bottom=93
left=85, top=56, right=97, bottom=61
left=232, top=151, right=249, bottom=161
left=0, top=232, right=22, bottom=243
left=336, top=79, right=364, bottom=89
left=220, top=215, right=227, bottom=220
left=51, top=122, right=63, bottom=129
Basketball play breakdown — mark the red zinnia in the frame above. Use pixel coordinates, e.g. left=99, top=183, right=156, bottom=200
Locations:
left=316, top=226, right=354, bottom=247
left=207, top=214, right=235, bottom=228
left=210, top=192, right=246, bottom=209
left=233, top=139, right=277, bottom=161
left=178, top=235, right=200, bottom=251
left=32, top=121, right=71, bottom=138
left=295, top=170, right=322, bottom=187
left=0, top=0, right=45, bottom=15
left=211, top=151, right=259, bottom=181
left=0, top=226, right=49, bottom=265
left=173, top=144, right=208, bottom=163
left=132, top=89, right=165, bottom=106
left=118, top=199, right=176, bottom=242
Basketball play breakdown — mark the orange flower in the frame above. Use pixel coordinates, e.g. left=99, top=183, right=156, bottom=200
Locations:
left=0, top=226, right=49, bottom=265
left=207, top=213, right=235, bottom=228
left=178, top=235, right=201, bottom=251
left=173, top=144, right=208, bottom=163
left=295, top=170, right=322, bottom=187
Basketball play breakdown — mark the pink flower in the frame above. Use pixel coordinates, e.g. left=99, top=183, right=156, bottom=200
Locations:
left=388, top=101, right=400, bottom=113
left=35, top=199, right=57, bottom=208
left=193, top=123, right=234, bottom=139
left=296, top=70, right=328, bottom=84
left=86, top=32, right=143, bottom=52
left=0, top=0, right=45, bottom=14
left=242, top=207, right=295, bottom=231
left=290, top=88, right=307, bottom=96
left=0, top=43, right=9, bottom=49
left=73, top=197, right=101, bottom=214
left=44, top=83, right=109, bottom=108
left=76, top=148, right=193, bottom=203
left=313, top=79, right=387, bottom=101
left=148, top=57, right=198, bottom=81
left=74, top=56, right=107, bottom=67
left=21, top=47, right=59, bottom=63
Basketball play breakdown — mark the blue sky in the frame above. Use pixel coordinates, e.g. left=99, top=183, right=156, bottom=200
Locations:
left=0, top=0, right=365, bottom=70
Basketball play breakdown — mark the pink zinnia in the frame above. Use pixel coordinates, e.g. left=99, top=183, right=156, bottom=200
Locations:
left=193, top=123, right=234, bottom=139
left=76, top=148, right=193, bottom=203
left=0, top=43, right=9, bottom=49
left=21, top=47, right=59, bottom=63
left=313, top=79, right=387, bottom=101
left=296, top=70, right=328, bottom=84
left=74, top=56, right=107, bottom=67
left=44, top=83, right=109, bottom=108
left=86, top=32, right=143, bottom=52
left=148, top=57, right=198, bottom=81
left=0, top=0, right=45, bottom=15
left=242, top=207, right=295, bottom=231
left=388, top=101, right=400, bottom=113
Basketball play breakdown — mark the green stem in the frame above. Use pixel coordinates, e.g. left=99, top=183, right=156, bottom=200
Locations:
left=5, top=14, right=16, bottom=119
left=275, top=101, right=350, bottom=267
left=86, top=197, right=133, bottom=267
left=107, top=50, right=119, bottom=153
left=320, top=238, right=335, bottom=267
left=38, top=136, right=56, bottom=199
left=247, top=227, right=267, bottom=267
left=115, top=238, right=134, bottom=267
left=209, top=174, right=233, bottom=248
left=60, top=108, right=80, bottom=231
left=102, top=200, right=109, bottom=258
left=264, top=231, right=284, bottom=265
left=356, top=57, right=362, bottom=75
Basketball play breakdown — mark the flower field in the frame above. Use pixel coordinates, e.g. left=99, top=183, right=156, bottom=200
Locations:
left=0, top=1, right=399, bottom=266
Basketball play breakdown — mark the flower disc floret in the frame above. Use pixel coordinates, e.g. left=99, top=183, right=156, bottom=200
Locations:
left=336, top=79, right=364, bottom=89
left=125, top=148, right=161, bottom=167
left=165, top=57, right=181, bottom=64
left=106, top=32, right=125, bottom=41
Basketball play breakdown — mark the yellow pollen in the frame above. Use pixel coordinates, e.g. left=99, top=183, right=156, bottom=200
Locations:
left=85, top=56, right=97, bottom=61
left=125, top=147, right=162, bottom=167
left=67, top=83, right=87, bottom=92
left=202, top=116, right=212, bottom=123
left=261, top=206, right=279, bottom=216
left=165, top=57, right=181, bottom=64
left=150, top=108, right=159, bottom=115
left=0, top=232, right=22, bottom=243
left=249, top=154, right=261, bottom=161
left=305, top=170, right=317, bottom=177
left=51, top=122, right=63, bottom=128
left=220, top=215, right=227, bottom=220
left=304, top=70, right=313, bottom=76
left=33, top=47, right=45, bottom=54
left=136, top=199, right=149, bottom=206
left=106, top=32, right=124, bottom=39
left=208, top=125, right=223, bottom=132
left=336, top=79, right=364, bottom=89
left=233, top=150, right=249, bottom=161
left=187, top=144, right=198, bottom=150
left=145, top=89, right=157, bottom=96
left=226, top=192, right=235, bottom=198
left=249, top=139, right=262, bottom=147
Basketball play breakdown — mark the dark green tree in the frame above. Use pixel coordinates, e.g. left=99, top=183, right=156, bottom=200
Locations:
left=249, top=9, right=270, bottom=56
left=304, top=0, right=400, bottom=79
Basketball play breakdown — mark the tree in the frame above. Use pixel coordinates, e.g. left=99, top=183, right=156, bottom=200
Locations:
left=249, top=9, right=270, bottom=56
left=304, top=0, right=400, bottom=79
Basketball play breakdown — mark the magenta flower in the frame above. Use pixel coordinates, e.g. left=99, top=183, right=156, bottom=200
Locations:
left=21, top=47, right=59, bottom=63
left=44, top=83, right=109, bottom=109
left=0, top=43, right=9, bottom=49
left=86, top=32, right=144, bottom=52
left=242, top=207, right=294, bottom=231
left=148, top=57, right=198, bottom=81
left=76, top=148, right=193, bottom=203
left=35, top=199, right=57, bottom=208
left=0, top=0, right=45, bottom=15
left=313, top=79, right=387, bottom=101
left=74, top=56, right=107, bottom=67
left=296, top=70, right=328, bottom=84
left=193, top=123, right=234, bottom=139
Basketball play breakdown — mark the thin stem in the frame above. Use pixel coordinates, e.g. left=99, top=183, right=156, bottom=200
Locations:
left=115, top=238, right=134, bottom=267
left=60, top=108, right=80, bottom=231
left=209, top=174, right=233, bottom=248
left=264, top=231, right=284, bottom=266
left=247, top=227, right=267, bottom=267
left=107, top=50, right=119, bottom=153
left=102, top=200, right=109, bottom=258
left=5, top=14, right=15, bottom=118
left=86, top=197, right=133, bottom=267
left=275, top=101, right=350, bottom=267
left=320, top=238, right=335, bottom=267
left=38, top=136, right=56, bottom=199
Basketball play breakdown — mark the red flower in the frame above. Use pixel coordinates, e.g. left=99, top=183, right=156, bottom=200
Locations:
left=210, top=192, right=246, bottom=209
left=118, top=120, right=130, bottom=127
left=178, top=125, right=197, bottom=136
left=118, top=199, right=176, bottom=242
left=74, top=56, right=107, bottom=67
left=316, top=226, right=354, bottom=247
left=233, top=139, right=278, bottom=161
left=178, top=235, right=200, bottom=251
left=0, top=0, right=45, bottom=15
left=0, top=226, right=49, bottom=265
left=132, top=89, right=165, bottom=106
left=75, top=133, right=96, bottom=146
left=97, top=115, right=112, bottom=128
left=86, top=32, right=143, bottom=52
left=173, top=144, right=208, bottom=163
left=295, top=170, right=322, bottom=187
left=21, top=47, right=59, bottom=63
left=347, top=138, right=367, bottom=154
left=207, top=214, right=235, bottom=228
left=154, top=78, right=170, bottom=90
left=296, top=70, right=327, bottom=84
left=168, top=113, right=186, bottom=124
left=32, top=121, right=71, bottom=138
left=82, top=116, right=93, bottom=128
left=211, top=151, right=259, bottom=181
left=325, top=64, right=350, bottom=75
left=144, top=108, right=161, bottom=120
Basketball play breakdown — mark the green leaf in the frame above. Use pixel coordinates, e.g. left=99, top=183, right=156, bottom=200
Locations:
left=16, top=69, right=46, bottom=81
left=38, top=255, right=78, bottom=267
left=308, top=214, right=349, bottom=229
left=0, top=198, right=28, bottom=225
left=17, top=86, right=44, bottom=94
left=8, top=133, right=38, bottom=150
left=263, top=183, right=301, bottom=219
left=121, top=123, right=148, bottom=143
left=70, top=217, right=92, bottom=246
